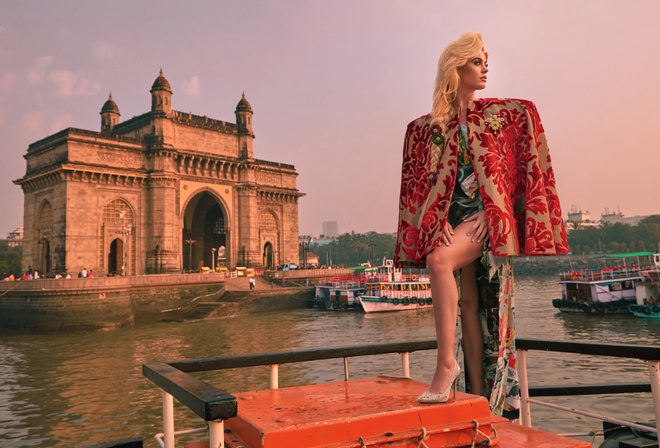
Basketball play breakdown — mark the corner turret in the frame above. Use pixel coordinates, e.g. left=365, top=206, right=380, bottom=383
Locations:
left=150, top=69, right=173, bottom=116
left=100, top=93, right=120, bottom=132
left=235, top=93, right=254, bottom=159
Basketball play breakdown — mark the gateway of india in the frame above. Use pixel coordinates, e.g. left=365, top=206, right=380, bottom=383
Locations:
left=14, top=70, right=304, bottom=276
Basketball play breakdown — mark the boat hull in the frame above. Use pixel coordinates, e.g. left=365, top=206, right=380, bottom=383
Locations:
left=360, top=296, right=432, bottom=313
left=551, top=298, right=633, bottom=315
left=629, top=304, right=660, bottom=319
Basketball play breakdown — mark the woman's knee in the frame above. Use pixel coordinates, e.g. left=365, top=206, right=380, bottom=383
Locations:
left=427, top=247, right=455, bottom=274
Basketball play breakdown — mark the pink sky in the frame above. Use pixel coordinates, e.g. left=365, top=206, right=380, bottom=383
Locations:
left=1, top=1, right=659, bottom=238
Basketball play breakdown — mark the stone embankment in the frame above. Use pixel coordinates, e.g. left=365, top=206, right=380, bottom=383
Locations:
left=186, top=275, right=314, bottom=320
left=513, top=254, right=626, bottom=277
left=0, top=272, right=317, bottom=332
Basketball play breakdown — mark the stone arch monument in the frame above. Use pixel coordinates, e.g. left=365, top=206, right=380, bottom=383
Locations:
left=15, top=70, right=304, bottom=276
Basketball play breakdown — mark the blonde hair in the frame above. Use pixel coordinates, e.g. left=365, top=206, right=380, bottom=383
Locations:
left=431, top=32, right=486, bottom=130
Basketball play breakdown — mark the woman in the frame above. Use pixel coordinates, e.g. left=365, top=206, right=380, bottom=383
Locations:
left=394, top=32, right=568, bottom=416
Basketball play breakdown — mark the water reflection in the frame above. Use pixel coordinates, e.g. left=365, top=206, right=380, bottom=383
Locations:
left=1, top=275, right=659, bottom=447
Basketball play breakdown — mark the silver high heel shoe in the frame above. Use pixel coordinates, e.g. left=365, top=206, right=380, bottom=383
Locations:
left=416, top=362, right=460, bottom=403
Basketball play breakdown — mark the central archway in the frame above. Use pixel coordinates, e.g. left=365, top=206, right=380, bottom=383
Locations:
left=182, top=192, right=228, bottom=272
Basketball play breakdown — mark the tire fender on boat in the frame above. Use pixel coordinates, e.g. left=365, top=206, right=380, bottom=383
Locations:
left=393, top=298, right=400, bottom=305
left=402, top=298, right=410, bottom=306
left=652, top=306, right=660, bottom=314
left=644, top=306, right=652, bottom=315
left=426, top=298, right=433, bottom=305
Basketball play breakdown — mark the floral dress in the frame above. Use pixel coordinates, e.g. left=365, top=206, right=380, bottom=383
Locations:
left=449, top=122, right=518, bottom=418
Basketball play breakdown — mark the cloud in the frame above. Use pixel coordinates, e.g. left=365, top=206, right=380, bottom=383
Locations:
left=76, top=77, right=101, bottom=95
left=28, top=55, right=54, bottom=85
left=0, top=73, right=16, bottom=92
left=182, top=75, right=200, bottom=96
left=49, top=70, right=76, bottom=96
left=22, top=110, right=44, bottom=133
left=49, top=114, right=74, bottom=133
left=91, top=41, right=121, bottom=61
left=49, top=70, right=101, bottom=97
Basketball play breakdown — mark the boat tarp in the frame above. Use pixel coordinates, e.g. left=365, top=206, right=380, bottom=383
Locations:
left=604, top=252, right=655, bottom=259
left=347, top=266, right=367, bottom=272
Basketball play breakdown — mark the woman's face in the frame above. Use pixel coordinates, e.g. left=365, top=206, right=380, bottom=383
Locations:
left=457, top=51, right=488, bottom=92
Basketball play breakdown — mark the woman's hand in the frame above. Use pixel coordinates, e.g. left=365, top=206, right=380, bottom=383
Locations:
left=441, top=221, right=454, bottom=246
left=464, top=210, right=488, bottom=243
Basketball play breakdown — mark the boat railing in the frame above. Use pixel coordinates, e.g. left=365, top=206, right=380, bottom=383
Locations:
left=517, top=338, right=660, bottom=438
left=643, top=269, right=660, bottom=282
left=143, top=338, right=660, bottom=448
left=559, top=269, right=644, bottom=282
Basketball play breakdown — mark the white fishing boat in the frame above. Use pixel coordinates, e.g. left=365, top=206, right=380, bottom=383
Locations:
left=313, top=277, right=365, bottom=311
left=359, top=259, right=432, bottom=313
left=551, top=252, right=656, bottom=314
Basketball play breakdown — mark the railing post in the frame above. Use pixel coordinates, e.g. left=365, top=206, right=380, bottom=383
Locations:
left=208, top=420, right=225, bottom=448
left=518, top=349, right=532, bottom=427
left=270, top=364, right=279, bottom=389
left=648, top=360, right=660, bottom=434
left=163, top=391, right=175, bottom=448
left=401, top=352, right=410, bottom=378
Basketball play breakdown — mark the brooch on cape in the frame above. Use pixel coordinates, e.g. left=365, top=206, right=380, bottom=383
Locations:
left=485, top=114, right=505, bottom=132
left=429, top=129, right=445, bottom=186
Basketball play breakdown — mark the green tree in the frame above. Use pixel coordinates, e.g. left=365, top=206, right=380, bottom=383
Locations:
left=0, top=240, right=23, bottom=278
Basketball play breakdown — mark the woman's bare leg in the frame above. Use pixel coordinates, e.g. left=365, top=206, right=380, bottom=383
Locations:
left=425, top=220, right=483, bottom=394
left=460, top=260, right=485, bottom=395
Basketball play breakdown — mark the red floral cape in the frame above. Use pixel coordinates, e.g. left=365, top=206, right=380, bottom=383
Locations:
left=394, top=99, right=569, bottom=268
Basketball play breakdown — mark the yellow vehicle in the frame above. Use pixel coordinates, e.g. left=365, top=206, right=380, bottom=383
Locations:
left=199, top=267, right=211, bottom=274
left=236, top=267, right=247, bottom=277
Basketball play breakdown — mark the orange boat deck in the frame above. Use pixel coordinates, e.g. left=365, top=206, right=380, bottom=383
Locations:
left=214, top=376, right=591, bottom=448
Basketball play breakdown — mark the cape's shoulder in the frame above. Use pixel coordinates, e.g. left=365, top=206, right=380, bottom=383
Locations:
left=406, top=113, right=432, bottom=129
left=477, top=98, right=539, bottom=114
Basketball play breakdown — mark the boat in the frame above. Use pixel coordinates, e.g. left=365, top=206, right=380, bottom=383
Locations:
left=139, top=337, right=660, bottom=448
left=313, top=277, right=365, bottom=311
left=628, top=254, right=660, bottom=318
left=359, top=259, right=433, bottom=313
left=551, top=252, right=657, bottom=314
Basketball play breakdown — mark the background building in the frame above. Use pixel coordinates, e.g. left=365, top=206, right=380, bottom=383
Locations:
left=322, top=221, right=338, bottom=238
left=14, top=71, right=304, bottom=276
left=6, top=228, right=23, bottom=247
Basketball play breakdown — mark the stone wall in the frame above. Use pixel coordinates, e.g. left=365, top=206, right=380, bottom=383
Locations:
left=0, top=274, right=225, bottom=332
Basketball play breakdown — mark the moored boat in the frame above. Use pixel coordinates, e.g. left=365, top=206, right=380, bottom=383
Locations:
left=551, top=253, right=656, bottom=315
left=359, top=259, right=432, bottom=313
left=313, top=277, right=365, bottom=311
left=629, top=254, right=660, bottom=319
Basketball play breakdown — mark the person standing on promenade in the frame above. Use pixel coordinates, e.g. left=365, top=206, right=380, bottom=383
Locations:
left=394, top=32, right=569, bottom=416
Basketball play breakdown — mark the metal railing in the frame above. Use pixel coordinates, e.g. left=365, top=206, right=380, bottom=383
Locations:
left=517, top=339, right=660, bottom=436
left=143, top=338, right=660, bottom=448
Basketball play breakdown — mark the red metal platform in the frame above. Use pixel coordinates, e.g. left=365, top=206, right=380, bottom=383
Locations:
left=219, top=376, right=591, bottom=448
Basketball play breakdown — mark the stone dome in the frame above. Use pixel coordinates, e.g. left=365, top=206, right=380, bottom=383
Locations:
left=235, top=93, right=253, bottom=113
left=100, top=93, right=120, bottom=115
left=151, top=69, right=172, bottom=93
